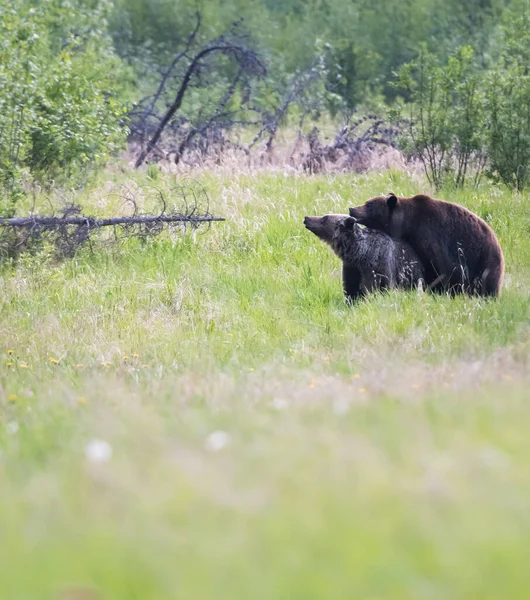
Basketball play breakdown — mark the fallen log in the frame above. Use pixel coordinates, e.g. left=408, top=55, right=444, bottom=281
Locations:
left=0, top=214, right=225, bottom=228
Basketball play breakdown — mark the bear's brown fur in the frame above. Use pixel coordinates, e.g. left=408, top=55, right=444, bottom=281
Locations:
left=349, top=193, right=504, bottom=297
left=304, top=214, right=424, bottom=302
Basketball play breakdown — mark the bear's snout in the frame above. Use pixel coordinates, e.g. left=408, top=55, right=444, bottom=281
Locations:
left=349, top=207, right=376, bottom=229
left=304, top=216, right=317, bottom=230
left=304, top=216, right=326, bottom=238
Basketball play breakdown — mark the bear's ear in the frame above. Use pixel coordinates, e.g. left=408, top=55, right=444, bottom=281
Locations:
left=387, top=193, right=398, bottom=211
left=342, top=216, right=357, bottom=231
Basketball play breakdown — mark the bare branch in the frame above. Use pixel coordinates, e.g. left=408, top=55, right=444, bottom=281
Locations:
left=135, top=42, right=265, bottom=167
left=0, top=182, right=224, bottom=259
left=173, top=63, right=247, bottom=164
left=0, top=214, right=224, bottom=227
left=137, top=12, right=202, bottom=137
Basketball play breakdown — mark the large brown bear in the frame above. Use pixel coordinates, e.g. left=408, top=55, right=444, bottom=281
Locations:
left=304, top=214, right=424, bottom=302
left=349, top=193, right=504, bottom=297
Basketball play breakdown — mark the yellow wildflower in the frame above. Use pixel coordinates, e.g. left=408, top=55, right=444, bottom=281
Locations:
left=7, top=394, right=18, bottom=402
left=8, top=350, right=14, bottom=355
left=76, top=396, right=87, bottom=405
left=49, top=357, right=59, bottom=365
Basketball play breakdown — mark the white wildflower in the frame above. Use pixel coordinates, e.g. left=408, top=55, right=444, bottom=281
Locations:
left=333, top=399, right=349, bottom=416
left=85, top=439, right=113, bottom=463
left=205, top=430, right=230, bottom=452
left=6, top=422, right=19, bottom=435
left=271, top=398, right=288, bottom=411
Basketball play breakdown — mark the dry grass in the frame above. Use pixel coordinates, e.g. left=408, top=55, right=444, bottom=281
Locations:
left=125, top=131, right=421, bottom=179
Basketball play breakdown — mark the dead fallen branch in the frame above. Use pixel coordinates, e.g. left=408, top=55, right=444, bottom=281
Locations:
left=0, top=181, right=224, bottom=259
left=0, top=214, right=224, bottom=228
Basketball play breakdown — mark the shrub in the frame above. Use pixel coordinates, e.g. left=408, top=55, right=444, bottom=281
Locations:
left=394, top=12, right=530, bottom=191
left=485, top=13, right=530, bottom=191
left=394, top=46, right=485, bottom=190
left=0, top=0, right=128, bottom=216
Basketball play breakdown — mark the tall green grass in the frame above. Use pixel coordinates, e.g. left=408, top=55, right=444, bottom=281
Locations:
left=0, top=169, right=529, bottom=599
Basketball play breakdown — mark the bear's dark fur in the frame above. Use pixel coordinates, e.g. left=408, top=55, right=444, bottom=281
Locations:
left=349, top=193, right=504, bottom=297
left=304, top=214, right=424, bottom=302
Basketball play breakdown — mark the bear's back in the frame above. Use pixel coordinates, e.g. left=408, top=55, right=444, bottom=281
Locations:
left=399, top=195, right=503, bottom=295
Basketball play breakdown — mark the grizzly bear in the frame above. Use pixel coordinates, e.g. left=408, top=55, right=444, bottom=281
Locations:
left=304, top=214, right=425, bottom=302
left=349, top=193, right=504, bottom=297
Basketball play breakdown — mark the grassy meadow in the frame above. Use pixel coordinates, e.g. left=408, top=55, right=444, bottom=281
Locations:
left=1, top=167, right=529, bottom=599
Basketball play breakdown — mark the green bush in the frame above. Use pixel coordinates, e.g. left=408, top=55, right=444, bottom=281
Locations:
left=27, top=44, right=127, bottom=179
left=485, top=12, right=530, bottom=190
left=394, top=13, right=530, bottom=191
left=0, top=0, right=128, bottom=216
left=109, top=0, right=511, bottom=111
left=394, top=46, right=485, bottom=189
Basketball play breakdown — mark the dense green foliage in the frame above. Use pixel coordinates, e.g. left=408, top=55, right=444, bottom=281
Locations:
left=2, top=0, right=530, bottom=202
left=1, top=170, right=529, bottom=597
left=0, top=0, right=127, bottom=215
left=109, top=0, right=512, bottom=107
left=395, top=46, right=486, bottom=189
left=106, top=0, right=530, bottom=190
left=395, top=11, right=530, bottom=190
left=485, top=12, right=530, bottom=190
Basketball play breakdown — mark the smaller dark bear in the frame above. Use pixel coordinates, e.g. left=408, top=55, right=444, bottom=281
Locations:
left=349, top=193, right=504, bottom=297
left=304, top=214, right=424, bottom=302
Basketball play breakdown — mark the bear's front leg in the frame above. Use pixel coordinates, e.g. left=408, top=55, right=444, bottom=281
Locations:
left=342, top=263, right=363, bottom=304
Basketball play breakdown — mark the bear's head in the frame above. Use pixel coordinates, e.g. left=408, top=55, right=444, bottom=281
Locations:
left=304, top=214, right=359, bottom=245
left=304, top=214, right=365, bottom=263
left=348, top=193, right=398, bottom=233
